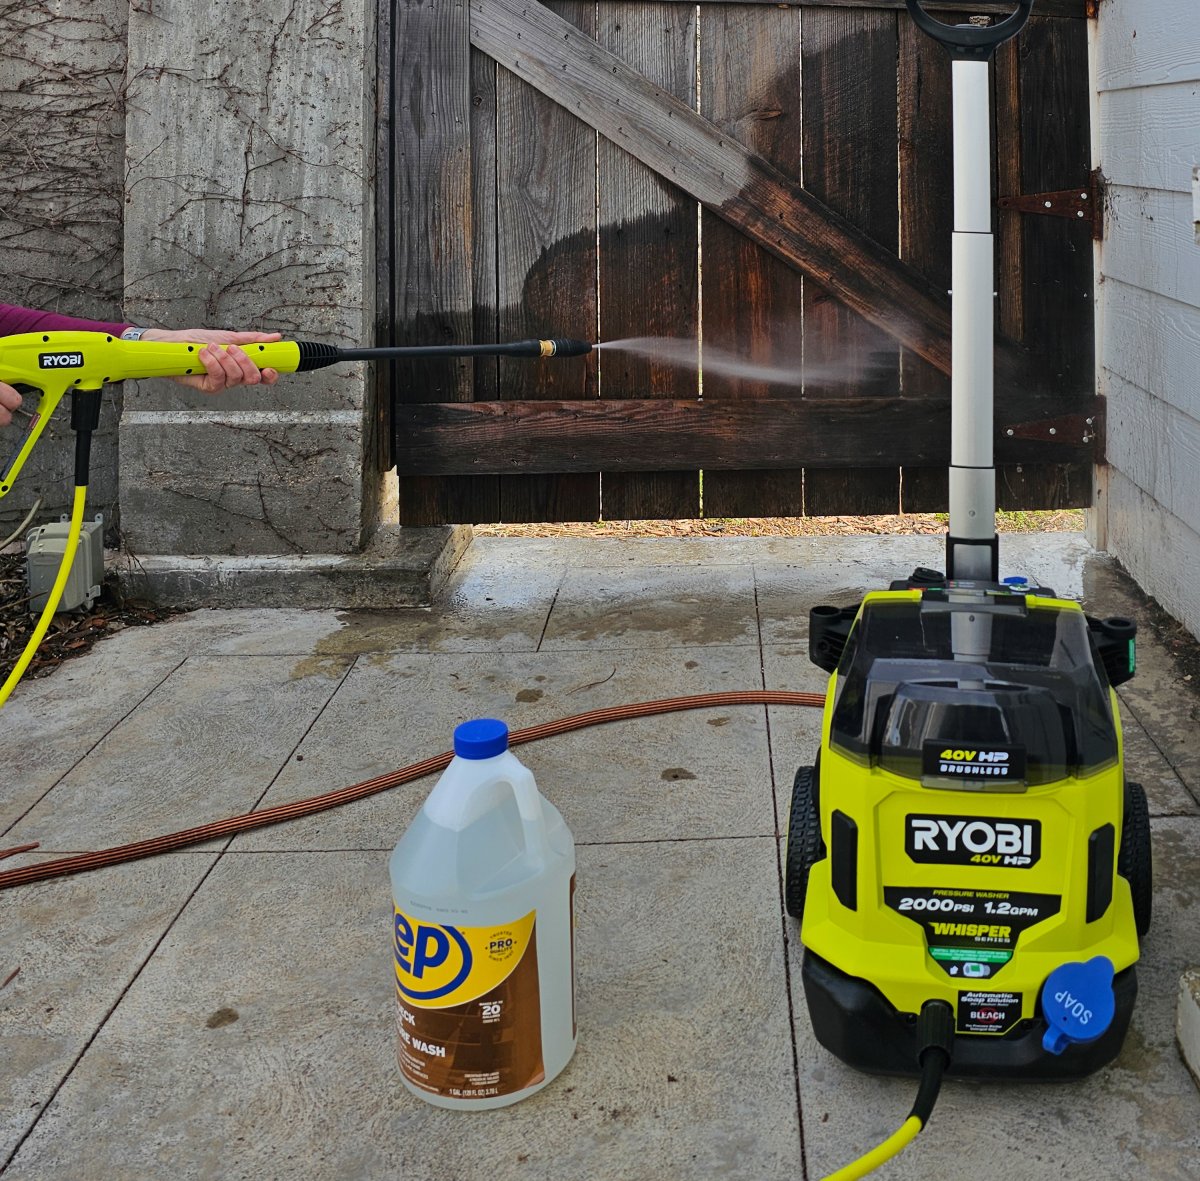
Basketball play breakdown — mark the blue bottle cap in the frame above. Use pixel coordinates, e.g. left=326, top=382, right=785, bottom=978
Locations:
left=453, top=718, right=510, bottom=760
left=1041, top=956, right=1116, bottom=1055
left=1002, top=575, right=1029, bottom=586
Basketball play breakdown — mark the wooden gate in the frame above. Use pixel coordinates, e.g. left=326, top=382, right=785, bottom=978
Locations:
left=380, top=0, right=1097, bottom=525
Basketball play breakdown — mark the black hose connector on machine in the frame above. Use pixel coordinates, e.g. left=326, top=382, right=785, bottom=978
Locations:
left=912, top=1000, right=955, bottom=1124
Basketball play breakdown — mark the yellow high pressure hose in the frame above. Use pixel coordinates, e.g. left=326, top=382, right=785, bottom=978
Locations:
left=0, top=484, right=86, bottom=708
left=824, top=1116, right=922, bottom=1180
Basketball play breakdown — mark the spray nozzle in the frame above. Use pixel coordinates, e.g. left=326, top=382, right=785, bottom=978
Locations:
left=537, top=338, right=593, bottom=357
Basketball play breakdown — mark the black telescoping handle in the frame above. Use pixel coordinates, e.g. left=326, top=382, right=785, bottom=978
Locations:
left=905, top=0, right=1034, bottom=58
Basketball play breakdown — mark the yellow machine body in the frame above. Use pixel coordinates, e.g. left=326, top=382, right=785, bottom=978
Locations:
left=793, top=585, right=1146, bottom=1079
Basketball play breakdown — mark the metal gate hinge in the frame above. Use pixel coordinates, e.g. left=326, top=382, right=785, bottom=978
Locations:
left=1003, top=406, right=1104, bottom=448
left=999, top=169, right=1105, bottom=240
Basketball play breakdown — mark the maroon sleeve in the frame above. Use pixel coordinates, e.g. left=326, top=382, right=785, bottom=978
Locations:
left=0, top=303, right=130, bottom=338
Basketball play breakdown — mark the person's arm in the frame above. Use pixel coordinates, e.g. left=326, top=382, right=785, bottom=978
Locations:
left=0, top=302, right=130, bottom=338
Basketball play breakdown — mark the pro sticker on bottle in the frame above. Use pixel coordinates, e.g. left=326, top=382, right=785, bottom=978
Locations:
left=393, top=907, right=544, bottom=1100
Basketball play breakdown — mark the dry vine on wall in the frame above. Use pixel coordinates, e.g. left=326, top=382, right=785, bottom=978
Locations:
left=0, top=0, right=129, bottom=533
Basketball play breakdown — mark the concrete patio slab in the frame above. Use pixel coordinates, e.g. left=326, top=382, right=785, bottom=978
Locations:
left=0, top=649, right=182, bottom=827
left=1, top=532, right=1198, bottom=1180
left=5, top=655, right=350, bottom=851
left=4, top=841, right=801, bottom=1181
left=0, top=854, right=220, bottom=1163
left=233, top=643, right=775, bottom=851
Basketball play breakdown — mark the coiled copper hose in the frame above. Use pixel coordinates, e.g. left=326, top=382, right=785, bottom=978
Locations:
left=0, top=689, right=824, bottom=891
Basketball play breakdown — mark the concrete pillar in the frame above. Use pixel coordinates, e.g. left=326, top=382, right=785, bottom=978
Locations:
left=117, top=0, right=467, bottom=604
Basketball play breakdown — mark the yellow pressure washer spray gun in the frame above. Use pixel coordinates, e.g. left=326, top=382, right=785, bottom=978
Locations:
left=0, top=330, right=592, bottom=706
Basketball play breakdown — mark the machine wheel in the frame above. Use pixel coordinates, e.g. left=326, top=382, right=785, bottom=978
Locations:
left=1118, top=779, right=1153, bottom=939
left=785, top=764, right=826, bottom=920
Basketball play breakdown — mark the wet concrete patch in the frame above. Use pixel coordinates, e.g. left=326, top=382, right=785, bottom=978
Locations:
left=541, top=565, right=757, bottom=649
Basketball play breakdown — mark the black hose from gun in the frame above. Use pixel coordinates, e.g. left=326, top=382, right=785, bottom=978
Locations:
left=293, top=338, right=593, bottom=371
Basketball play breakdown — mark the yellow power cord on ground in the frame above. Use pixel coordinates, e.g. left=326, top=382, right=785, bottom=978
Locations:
left=0, top=484, right=87, bottom=708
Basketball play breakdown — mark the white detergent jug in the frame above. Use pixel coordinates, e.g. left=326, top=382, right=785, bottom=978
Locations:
left=389, top=718, right=577, bottom=1109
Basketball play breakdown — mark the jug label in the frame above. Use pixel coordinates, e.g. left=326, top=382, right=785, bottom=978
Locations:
left=394, top=906, right=544, bottom=1099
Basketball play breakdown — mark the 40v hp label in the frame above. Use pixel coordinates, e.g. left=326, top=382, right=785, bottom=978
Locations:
left=906, top=813, right=1041, bottom=868
left=922, top=741, right=1026, bottom=782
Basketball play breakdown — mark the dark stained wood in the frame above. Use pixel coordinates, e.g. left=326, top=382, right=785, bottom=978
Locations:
left=391, top=0, right=478, bottom=526
left=995, top=37, right=1025, bottom=345
left=699, top=4, right=805, bottom=518
left=801, top=6, right=901, bottom=517
left=388, top=0, right=1094, bottom=523
left=494, top=0, right=599, bottom=522
left=684, top=0, right=1085, bottom=13
left=897, top=8, right=955, bottom=512
left=469, top=0, right=962, bottom=377
left=598, top=2, right=700, bottom=520
left=393, top=394, right=1098, bottom=474
left=999, top=13, right=1095, bottom=509
left=373, top=1, right=395, bottom=476
left=997, top=463, right=1091, bottom=510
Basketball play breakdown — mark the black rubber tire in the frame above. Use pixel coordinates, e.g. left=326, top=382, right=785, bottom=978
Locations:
left=785, top=764, right=826, bottom=920
left=1118, top=779, right=1153, bottom=939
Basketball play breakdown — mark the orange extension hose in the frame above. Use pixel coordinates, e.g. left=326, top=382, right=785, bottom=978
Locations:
left=0, top=690, right=825, bottom=892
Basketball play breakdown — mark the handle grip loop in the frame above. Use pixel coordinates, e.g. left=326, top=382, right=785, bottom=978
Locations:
left=905, top=1, right=1034, bottom=58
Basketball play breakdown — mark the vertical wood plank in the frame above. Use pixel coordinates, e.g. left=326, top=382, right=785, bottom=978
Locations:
left=495, top=0, right=599, bottom=522
left=994, top=37, right=1025, bottom=345
left=800, top=5, right=901, bottom=517
left=699, top=4, right=806, bottom=519
left=391, top=0, right=478, bottom=525
left=1000, top=13, right=1093, bottom=508
left=1018, top=15, right=1092, bottom=388
left=598, top=2, right=700, bottom=521
left=374, top=0, right=395, bottom=475
left=897, top=10, right=954, bottom=512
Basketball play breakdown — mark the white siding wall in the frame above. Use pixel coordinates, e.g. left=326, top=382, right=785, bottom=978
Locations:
left=1095, top=0, right=1200, bottom=638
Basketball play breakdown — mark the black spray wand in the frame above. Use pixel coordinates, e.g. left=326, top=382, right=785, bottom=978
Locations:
left=294, top=337, right=594, bottom=369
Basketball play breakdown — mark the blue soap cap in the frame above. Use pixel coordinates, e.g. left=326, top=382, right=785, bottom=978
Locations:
left=1041, top=956, right=1116, bottom=1055
left=1003, top=575, right=1029, bottom=586
left=453, top=718, right=510, bottom=760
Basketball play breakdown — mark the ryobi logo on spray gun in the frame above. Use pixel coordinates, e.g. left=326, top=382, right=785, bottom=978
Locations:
left=38, top=351, right=85, bottom=369
left=906, top=814, right=1041, bottom=868
left=394, top=907, right=537, bottom=1008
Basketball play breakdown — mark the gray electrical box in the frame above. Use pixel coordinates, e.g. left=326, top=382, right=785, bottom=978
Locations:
left=25, top=515, right=105, bottom=613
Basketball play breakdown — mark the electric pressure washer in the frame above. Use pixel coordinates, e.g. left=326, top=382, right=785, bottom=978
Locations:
left=786, top=3, right=1152, bottom=1176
